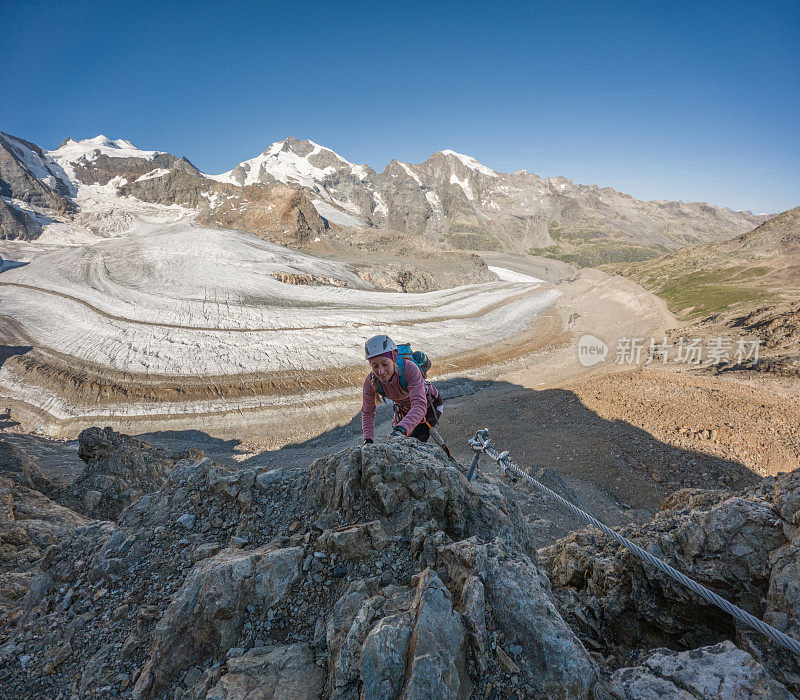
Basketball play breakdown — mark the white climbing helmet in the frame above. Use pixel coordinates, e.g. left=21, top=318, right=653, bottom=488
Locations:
left=364, top=334, right=397, bottom=359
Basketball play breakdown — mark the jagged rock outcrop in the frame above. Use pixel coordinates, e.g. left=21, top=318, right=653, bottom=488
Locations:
left=206, top=643, right=325, bottom=699
left=307, top=441, right=533, bottom=554
left=0, top=132, right=74, bottom=212
left=0, top=475, right=86, bottom=634
left=439, top=537, right=599, bottom=698
left=0, top=440, right=84, bottom=629
left=541, top=471, right=800, bottom=693
left=71, top=152, right=202, bottom=187
left=133, top=545, right=304, bottom=697
left=69, top=427, right=201, bottom=521
left=540, top=489, right=786, bottom=651
left=326, top=568, right=471, bottom=699
left=114, top=164, right=328, bottom=247
left=0, top=434, right=796, bottom=699
left=0, top=131, right=75, bottom=239
left=35, top=134, right=328, bottom=247
left=197, top=183, right=327, bottom=247
left=354, top=264, right=436, bottom=293
left=0, top=451, right=316, bottom=697
left=272, top=271, right=347, bottom=287
left=0, top=438, right=53, bottom=494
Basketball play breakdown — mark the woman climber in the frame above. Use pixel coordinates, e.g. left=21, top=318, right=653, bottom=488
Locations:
left=361, top=334, right=440, bottom=445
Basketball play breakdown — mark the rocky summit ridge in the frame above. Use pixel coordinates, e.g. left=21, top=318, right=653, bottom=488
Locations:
left=206, top=136, right=767, bottom=261
left=0, top=131, right=766, bottom=265
left=0, top=428, right=798, bottom=698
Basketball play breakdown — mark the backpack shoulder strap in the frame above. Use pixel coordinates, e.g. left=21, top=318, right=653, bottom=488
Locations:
left=396, top=344, right=413, bottom=391
left=397, top=358, right=408, bottom=391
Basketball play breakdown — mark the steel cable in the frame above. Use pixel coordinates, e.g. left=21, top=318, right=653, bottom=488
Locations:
left=468, top=429, right=800, bottom=658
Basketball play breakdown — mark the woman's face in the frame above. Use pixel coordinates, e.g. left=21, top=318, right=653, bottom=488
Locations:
left=369, top=356, right=395, bottom=383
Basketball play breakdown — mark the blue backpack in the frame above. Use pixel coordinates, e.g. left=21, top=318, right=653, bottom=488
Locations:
left=398, top=343, right=432, bottom=389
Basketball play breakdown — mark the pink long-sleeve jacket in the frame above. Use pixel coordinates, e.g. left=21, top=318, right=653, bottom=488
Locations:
left=361, top=360, right=428, bottom=441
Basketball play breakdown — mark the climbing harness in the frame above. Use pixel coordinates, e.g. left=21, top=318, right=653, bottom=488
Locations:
left=467, top=429, right=800, bottom=658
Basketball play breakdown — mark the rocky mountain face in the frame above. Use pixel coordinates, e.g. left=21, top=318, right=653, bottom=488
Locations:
left=0, top=133, right=325, bottom=246
left=0, top=132, right=75, bottom=240
left=211, top=137, right=767, bottom=263
left=0, top=430, right=798, bottom=698
left=0, top=200, right=45, bottom=241
left=719, top=204, right=800, bottom=256
left=0, top=132, right=494, bottom=291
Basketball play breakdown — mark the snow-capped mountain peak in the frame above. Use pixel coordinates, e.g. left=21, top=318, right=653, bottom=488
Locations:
left=208, top=137, right=361, bottom=191
left=436, top=149, right=498, bottom=178
left=0, top=127, right=770, bottom=258
left=48, top=136, right=163, bottom=164
left=272, top=137, right=351, bottom=164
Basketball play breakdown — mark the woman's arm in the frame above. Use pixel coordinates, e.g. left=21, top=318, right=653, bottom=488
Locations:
left=361, top=374, right=377, bottom=442
left=396, top=362, right=428, bottom=435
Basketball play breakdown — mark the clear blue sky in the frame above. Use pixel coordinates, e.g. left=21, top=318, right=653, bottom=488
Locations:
left=2, top=0, right=798, bottom=213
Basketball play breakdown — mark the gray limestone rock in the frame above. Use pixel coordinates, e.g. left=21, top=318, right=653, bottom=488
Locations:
left=0, top=475, right=87, bottom=628
left=71, top=151, right=200, bottom=187
left=0, top=438, right=53, bottom=493
left=307, top=441, right=533, bottom=551
left=440, top=537, right=598, bottom=699
left=132, top=545, right=303, bottom=697
left=360, top=614, right=413, bottom=698
left=460, top=575, right=489, bottom=671
left=0, top=199, right=43, bottom=240
left=605, top=641, right=796, bottom=699
left=316, top=520, right=388, bottom=559
left=327, top=569, right=470, bottom=699
left=400, top=568, right=472, bottom=699
left=0, top=131, right=74, bottom=211
left=177, top=513, right=196, bottom=530
left=206, top=643, right=325, bottom=700
left=539, top=491, right=788, bottom=654
left=70, top=426, right=196, bottom=521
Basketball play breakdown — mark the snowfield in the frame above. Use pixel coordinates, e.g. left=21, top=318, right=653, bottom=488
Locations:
left=0, top=218, right=557, bottom=375
left=311, top=199, right=365, bottom=228
left=488, top=265, right=544, bottom=284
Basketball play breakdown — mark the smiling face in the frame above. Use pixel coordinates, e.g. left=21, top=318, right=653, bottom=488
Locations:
left=369, top=356, right=396, bottom=383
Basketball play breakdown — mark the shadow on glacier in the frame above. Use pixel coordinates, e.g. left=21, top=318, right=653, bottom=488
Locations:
left=0, top=344, right=33, bottom=370
left=0, top=259, right=28, bottom=273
